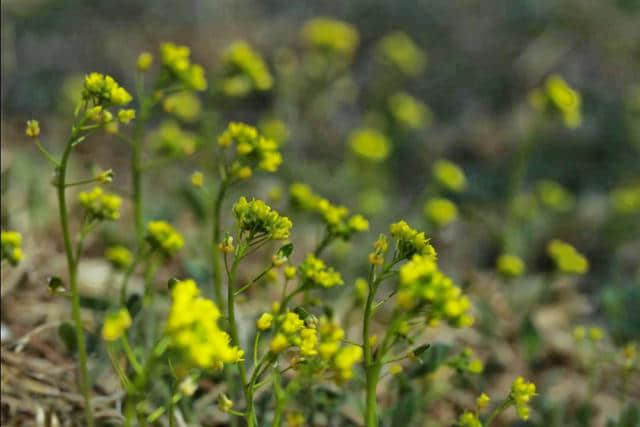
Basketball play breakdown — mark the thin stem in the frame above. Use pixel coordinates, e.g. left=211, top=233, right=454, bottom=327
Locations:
left=363, top=264, right=378, bottom=427
left=120, top=335, right=143, bottom=375
left=34, top=139, right=60, bottom=166
left=56, top=129, right=94, bottom=427
left=65, top=176, right=103, bottom=188
left=235, top=265, right=273, bottom=296
left=313, top=231, right=334, bottom=257
left=211, top=179, right=228, bottom=308
left=485, top=397, right=513, bottom=427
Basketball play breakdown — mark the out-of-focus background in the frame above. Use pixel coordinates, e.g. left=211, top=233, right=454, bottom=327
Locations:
left=2, top=0, right=640, bottom=426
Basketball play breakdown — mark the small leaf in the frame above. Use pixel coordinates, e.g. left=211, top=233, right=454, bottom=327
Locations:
left=277, top=243, right=294, bottom=258
left=58, top=322, right=77, bottom=353
left=411, top=344, right=431, bottom=357
left=168, top=277, right=180, bottom=290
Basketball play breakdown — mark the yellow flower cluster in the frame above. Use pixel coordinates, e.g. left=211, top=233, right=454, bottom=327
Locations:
left=529, top=74, right=582, bottom=128
left=146, top=221, right=184, bottom=256
left=348, top=128, right=391, bottom=162
left=510, top=376, right=536, bottom=420
left=163, top=91, right=202, bottom=123
left=377, top=32, right=427, bottom=76
left=536, top=180, right=574, bottom=212
left=259, top=118, right=289, bottom=145
left=424, top=197, right=458, bottom=227
left=496, top=254, right=525, bottom=277
left=105, top=245, right=133, bottom=270
left=151, top=120, right=197, bottom=156
left=289, top=182, right=369, bottom=239
left=316, top=317, right=345, bottom=359
left=298, top=254, right=344, bottom=288
left=218, top=122, right=283, bottom=174
left=388, top=92, right=432, bottom=130
left=221, top=40, right=273, bottom=97
left=448, top=348, right=484, bottom=374
left=256, top=312, right=274, bottom=330
left=232, top=197, right=292, bottom=240
left=25, top=120, right=40, bottom=137
left=476, top=393, right=490, bottom=409
left=397, top=254, right=473, bottom=327
left=78, top=187, right=122, bottom=221
left=547, top=239, right=589, bottom=274
left=136, top=52, right=153, bottom=71
left=573, top=325, right=604, bottom=342
left=457, top=411, right=482, bottom=427
left=432, top=159, right=467, bottom=193
left=159, top=42, right=207, bottom=91
left=610, top=182, right=640, bottom=214
left=165, top=279, right=243, bottom=368
left=333, top=344, right=363, bottom=382
left=101, top=308, right=132, bottom=341
left=1, top=230, right=23, bottom=266
left=389, top=220, right=436, bottom=260
left=300, top=18, right=359, bottom=60
left=269, top=311, right=305, bottom=353
left=83, top=72, right=133, bottom=106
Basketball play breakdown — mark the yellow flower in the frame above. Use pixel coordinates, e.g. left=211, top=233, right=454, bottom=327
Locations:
left=301, top=18, right=359, bottom=60
left=217, top=393, right=234, bottom=413
left=458, top=411, right=482, bottom=427
left=388, top=92, right=432, bottom=130
left=137, top=52, right=153, bottom=71
left=25, top=120, right=40, bottom=138
left=270, top=333, right=289, bottom=353
left=102, top=308, right=132, bottom=341
left=78, top=187, right=122, bottom=221
left=218, top=122, right=282, bottom=174
left=536, top=180, right=574, bottom=211
left=298, top=254, right=343, bottom=288
left=389, top=220, right=436, bottom=259
left=190, top=171, right=204, bottom=188
left=377, top=32, right=427, bottom=76
left=165, top=279, right=243, bottom=368
left=476, top=393, right=490, bottom=409
left=117, top=109, right=136, bottom=124
left=152, top=120, right=197, bottom=156
left=389, top=364, right=403, bottom=375
left=547, top=239, right=589, bottom=274
left=160, top=42, right=208, bottom=91
left=163, top=91, right=202, bottom=123
left=496, top=254, right=525, bottom=277
left=333, top=345, right=363, bottom=381
left=105, top=245, right=133, bottom=270
left=349, top=128, right=391, bottom=162
left=432, top=159, right=466, bottom=192
left=146, top=221, right=184, bottom=256
left=257, top=313, right=274, bottom=330
left=424, top=197, right=458, bottom=227
left=1, top=230, right=23, bottom=266
left=610, top=183, right=640, bottom=214
left=511, top=377, right=536, bottom=420
left=588, top=327, right=604, bottom=341
left=232, top=197, right=292, bottom=240
left=82, top=72, right=132, bottom=106
left=221, top=41, right=273, bottom=96
left=573, top=325, right=586, bottom=341
left=284, top=265, right=297, bottom=280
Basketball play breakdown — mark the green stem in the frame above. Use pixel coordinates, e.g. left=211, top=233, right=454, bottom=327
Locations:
left=363, top=265, right=378, bottom=427
left=271, top=370, right=285, bottom=427
left=225, top=254, right=254, bottom=426
left=56, top=132, right=94, bottom=427
left=313, top=232, right=334, bottom=257
left=211, top=179, right=228, bottom=308
left=130, top=94, right=152, bottom=246
left=485, top=397, right=513, bottom=427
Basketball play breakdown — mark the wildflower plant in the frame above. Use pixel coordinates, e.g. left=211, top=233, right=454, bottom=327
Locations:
left=1, top=230, right=23, bottom=266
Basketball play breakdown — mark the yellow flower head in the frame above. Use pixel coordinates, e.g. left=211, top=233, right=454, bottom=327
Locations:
left=152, top=120, right=198, bottom=156
left=102, top=308, right=132, bottom=341
left=160, top=42, right=207, bottom=91
left=458, top=411, right=482, bottom=427
left=377, top=32, right=427, bottom=76
left=424, top=197, right=459, bottom=227
left=190, top=171, right=204, bottom=188
left=117, top=109, right=136, bottom=124
left=301, top=18, right=359, bottom=60
left=496, top=254, right=525, bottom=278
left=232, top=197, right=292, bottom=240
left=547, top=239, right=589, bottom=274
left=298, top=254, right=343, bottom=288
left=511, top=377, right=536, bottom=420
left=257, top=312, right=274, bottom=331
left=78, top=187, right=122, bottom=221
left=165, top=279, right=243, bottom=368
left=218, top=122, right=282, bottom=174
left=163, top=91, right=202, bottom=123
left=432, top=159, right=467, bottom=193
left=82, top=72, right=132, bottom=106
left=1, top=230, right=23, bottom=266
left=389, top=220, right=436, bottom=260
left=221, top=40, right=273, bottom=97
left=476, top=393, right=490, bottom=410
left=398, top=254, right=473, bottom=327
left=25, top=120, right=40, bottom=138
left=137, top=52, right=153, bottom=71
left=536, top=180, right=574, bottom=212
left=105, top=245, right=133, bottom=270
left=333, top=344, right=363, bottom=382
left=146, top=221, right=184, bottom=256
left=388, top=92, right=432, bottom=130
left=529, top=74, right=582, bottom=128
left=349, top=128, right=391, bottom=162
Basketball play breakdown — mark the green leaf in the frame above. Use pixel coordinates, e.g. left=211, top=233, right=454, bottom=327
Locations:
left=167, top=277, right=180, bottom=290
left=277, top=243, right=294, bottom=258
left=58, top=322, right=77, bottom=353
left=408, top=343, right=451, bottom=378
left=126, top=294, right=143, bottom=318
